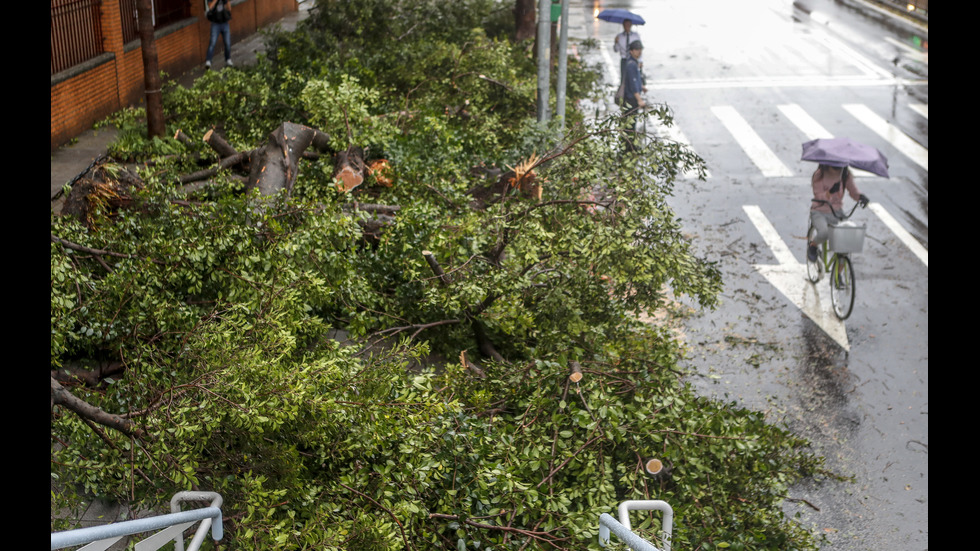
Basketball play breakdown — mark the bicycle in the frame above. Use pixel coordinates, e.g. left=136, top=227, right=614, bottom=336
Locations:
left=805, top=198, right=868, bottom=320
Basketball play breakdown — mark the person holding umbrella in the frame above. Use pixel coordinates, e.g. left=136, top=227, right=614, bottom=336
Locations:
left=801, top=138, right=886, bottom=262
left=598, top=9, right=647, bottom=105
left=807, top=164, right=869, bottom=262
left=613, top=20, right=645, bottom=90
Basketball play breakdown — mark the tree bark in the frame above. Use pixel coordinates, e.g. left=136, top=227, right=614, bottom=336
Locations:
left=422, top=250, right=451, bottom=285
left=513, top=0, right=537, bottom=42
left=52, top=360, right=125, bottom=388
left=51, top=377, right=145, bottom=439
left=459, top=350, right=486, bottom=378
left=246, top=122, right=332, bottom=197
left=203, top=128, right=240, bottom=158
left=135, top=0, right=165, bottom=138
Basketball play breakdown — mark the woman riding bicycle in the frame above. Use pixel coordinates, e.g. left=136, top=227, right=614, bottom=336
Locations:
left=807, top=164, right=869, bottom=262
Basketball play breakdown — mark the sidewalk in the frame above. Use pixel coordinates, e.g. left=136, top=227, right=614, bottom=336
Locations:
left=50, top=0, right=313, bottom=213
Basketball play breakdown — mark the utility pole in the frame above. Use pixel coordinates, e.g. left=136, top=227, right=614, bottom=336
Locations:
left=536, top=0, right=551, bottom=123
left=135, top=0, right=165, bottom=138
left=554, top=0, right=570, bottom=129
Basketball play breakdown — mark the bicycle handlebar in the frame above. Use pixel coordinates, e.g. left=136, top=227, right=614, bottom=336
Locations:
left=810, top=198, right=866, bottom=220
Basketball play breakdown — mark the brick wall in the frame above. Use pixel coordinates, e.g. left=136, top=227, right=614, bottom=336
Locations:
left=51, top=0, right=298, bottom=150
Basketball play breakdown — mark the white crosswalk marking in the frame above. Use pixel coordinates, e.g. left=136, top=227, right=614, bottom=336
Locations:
left=868, top=203, right=928, bottom=267
left=909, top=103, right=928, bottom=119
left=777, top=103, right=874, bottom=177
left=778, top=104, right=832, bottom=140
left=843, top=104, right=928, bottom=171
left=650, top=119, right=711, bottom=179
left=711, top=105, right=793, bottom=177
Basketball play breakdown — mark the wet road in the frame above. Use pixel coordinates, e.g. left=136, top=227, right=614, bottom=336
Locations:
left=570, top=0, right=927, bottom=548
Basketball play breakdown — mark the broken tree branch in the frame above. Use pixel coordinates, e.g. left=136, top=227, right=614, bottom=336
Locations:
left=203, top=128, right=239, bottom=158
left=51, top=376, right=145, bottom=439
left=421, top=250, right=451, bottom=285
left=460, top=350, right=486, bottom=378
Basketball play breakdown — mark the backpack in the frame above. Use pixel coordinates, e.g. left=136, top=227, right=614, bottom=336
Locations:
left=206, top=0, right=231, bottom=23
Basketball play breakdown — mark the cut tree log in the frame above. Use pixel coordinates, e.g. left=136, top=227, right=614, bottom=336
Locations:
left=203, top=127, right=240, bottom=158
left=246, top=121, right=332, bottom=197
left=334, top=146, right=366, bottom=193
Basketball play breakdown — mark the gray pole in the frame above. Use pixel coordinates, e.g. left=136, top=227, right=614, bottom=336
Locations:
left=555, top=0, right=570, bottom=129
left=536, top=0, right=551, bottom=122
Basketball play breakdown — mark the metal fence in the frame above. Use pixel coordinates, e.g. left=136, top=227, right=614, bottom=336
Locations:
left=51, top=0, right=195, bottom=74
left=51, top=0, right=105, bottom=75
left=51, top=491, right=223, bottom=551
left=118, top=0, right=194, bottom=44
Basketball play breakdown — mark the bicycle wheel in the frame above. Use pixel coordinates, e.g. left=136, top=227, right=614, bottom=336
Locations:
left=806, top=226, right=822, bottom=283
left=830, top=255, right=855, bottom=320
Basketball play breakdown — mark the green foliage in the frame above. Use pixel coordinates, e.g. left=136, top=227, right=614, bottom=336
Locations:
left=52, top=1, right=832, bottom=549
left=299, top=74, right=399, bottom=151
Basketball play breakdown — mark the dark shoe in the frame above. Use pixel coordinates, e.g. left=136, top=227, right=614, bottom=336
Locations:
left=807, top=244, right=818, bottom=262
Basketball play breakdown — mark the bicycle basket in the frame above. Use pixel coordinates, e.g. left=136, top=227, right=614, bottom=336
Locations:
left=829, top=221, right=866, bottom=253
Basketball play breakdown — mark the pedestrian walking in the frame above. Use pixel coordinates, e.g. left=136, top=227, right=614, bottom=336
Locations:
left=620, top=40, right=647, bottom=152
left=613, top=20, right=642, bottom=84
left=205, top=0, right=233, bottom=69
left=613, top=20, right=645, bottom=105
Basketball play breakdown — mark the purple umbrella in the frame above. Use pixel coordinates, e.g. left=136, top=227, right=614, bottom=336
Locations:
left=801, top=137, right=889, bottom=177
left=596, top=8, right=646, bottom=25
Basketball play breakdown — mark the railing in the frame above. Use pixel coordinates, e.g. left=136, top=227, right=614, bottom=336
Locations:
left=118, top=0, right=194, bottom=44
left=51, top=491, right=223, bottom=551
left=599, top=500, right=673, bottom=551
left=51, top=0, right=105, bottom=75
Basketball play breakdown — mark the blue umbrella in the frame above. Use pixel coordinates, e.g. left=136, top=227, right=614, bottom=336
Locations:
left=596, top=8, right=646, bottom=25
left=801, top=137, right=889, bottom=178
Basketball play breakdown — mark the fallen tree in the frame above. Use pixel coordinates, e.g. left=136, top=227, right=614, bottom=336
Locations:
left=51, top=3, right=834, bottom=549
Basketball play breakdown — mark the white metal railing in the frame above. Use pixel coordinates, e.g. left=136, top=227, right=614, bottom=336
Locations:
left=51, top=491, right=223, bottom=551
left=599, top=500, right=673, bottom=551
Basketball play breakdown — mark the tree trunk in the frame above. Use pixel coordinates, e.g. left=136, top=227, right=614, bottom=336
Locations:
left=246, top=122, right=332, bottom=197
left=135, top=0, right=165, bottom=138
left=513, top=0, right=536, bottom=42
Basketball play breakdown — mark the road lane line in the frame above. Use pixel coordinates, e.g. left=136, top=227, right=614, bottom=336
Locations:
left=843, top=104, right=928, bottom=171
left=778, top=104, right=832, bottom=140
left=778, top=104, right=874, bottom=177
left=650, top=119, right=711, bottom=179
left=910, top=103, right=928, bottom=119
left=743, top=205, right=797, bottom=266
left=868, top=202, right=928, bottom=267
left=743, top=205, right=849, bottom=350
left=712, top=106, right=793, bottom=177
left=813, top=30, right=894, bottom=80
left=884, top=36, right=928, bottom=64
